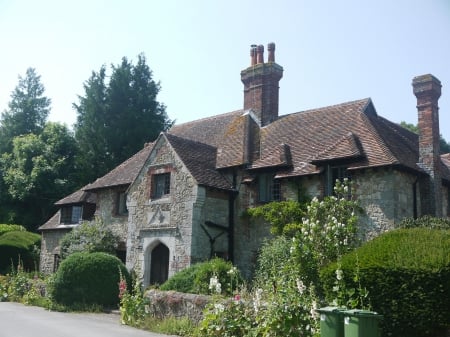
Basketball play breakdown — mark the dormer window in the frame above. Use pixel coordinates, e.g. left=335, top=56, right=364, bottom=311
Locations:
left=152, top=173, right=171, bottom=199
left=60, top=205, right=82, bottom=224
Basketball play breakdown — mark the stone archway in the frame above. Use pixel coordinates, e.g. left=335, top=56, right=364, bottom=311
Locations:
left=150, top=243, right=169, bottom=285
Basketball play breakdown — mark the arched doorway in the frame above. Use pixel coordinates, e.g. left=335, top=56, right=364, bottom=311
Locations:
left=150, top=243, right=169, bottom=285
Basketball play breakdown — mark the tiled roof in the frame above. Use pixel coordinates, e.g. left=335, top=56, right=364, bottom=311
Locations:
left=169, top=110, right=244, bottom=148
left=84, top=143, right=154, bottom=191
left=54, top=186, right=96, bottom=205
left=167, top=97, right=450, bottom=184
left=165, top=133, right=233, bottom=190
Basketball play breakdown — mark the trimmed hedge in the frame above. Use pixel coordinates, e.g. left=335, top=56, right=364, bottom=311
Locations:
left=160, top=258, right=242, bottom=296
left=0, top=230, right=40, bottom=273
left=320, top=228, right=450, bottom=337
left=0, top=224, right=26, bottom=237
left=51, top=252, right=130, bottom=307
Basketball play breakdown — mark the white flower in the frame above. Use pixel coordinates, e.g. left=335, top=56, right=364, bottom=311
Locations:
left=296, top=278, right=306, bottom=295
left=214, top=303, right=225, bottom=313
left=336, top=269, right=343, bottom=281
left=209, top=275, right=222, bottom=294
left=333, top=285, right=339, bottom=292
left=227, top=267, right=237, bottom=275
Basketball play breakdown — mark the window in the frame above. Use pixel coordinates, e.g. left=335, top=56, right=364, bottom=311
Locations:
left=258, top=174, right=281, bottom=202
left=117, top=192, right=128, bottom=215
left=152, top=173, right=171, bottom=199
left=53, top=254, right=61, bottom=272
left=326, top=165, right=350, bottom=196
left=60, top=205, right=82, bottom=224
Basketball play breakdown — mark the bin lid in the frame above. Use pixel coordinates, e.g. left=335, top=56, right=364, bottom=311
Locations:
left=316, top=306, right=347, bottom=313
left=344, top=309, right=383, bottom=319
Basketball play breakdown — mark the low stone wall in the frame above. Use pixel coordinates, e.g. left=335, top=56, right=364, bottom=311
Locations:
left=144, top=289, right=210, bottom=324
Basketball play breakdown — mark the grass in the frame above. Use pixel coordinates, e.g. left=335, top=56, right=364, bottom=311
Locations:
left=140, top=315, right=196, bottom=336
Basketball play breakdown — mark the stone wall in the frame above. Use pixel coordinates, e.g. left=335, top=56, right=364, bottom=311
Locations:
left=39, top=228, right=71, bottom=274
left=94, top=187, right=129, bottom=242
left=354, top=168, right=417, bottom=240
left=145, top=289, right=209, bottom=324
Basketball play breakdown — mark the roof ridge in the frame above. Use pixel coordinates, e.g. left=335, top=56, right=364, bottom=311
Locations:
left=171, top=109, right=243, bottom=128
left=288, top=97, right=371, bottom=117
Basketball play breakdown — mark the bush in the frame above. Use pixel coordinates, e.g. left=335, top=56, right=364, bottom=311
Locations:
left=0, top=231, right=40, bottom=273
left=160, top=258, right=242, bottom=296
left=0, top=224, right=26, bottom=237
left=397, top=215, right=450, bottom=230
left=51, top=252, right=130, bottom=307
left=60, top=218, right=119, bottom=259
left=320, top=228, right=450, bottom=337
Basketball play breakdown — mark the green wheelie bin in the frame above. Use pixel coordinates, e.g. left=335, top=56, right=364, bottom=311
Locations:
left=343, top=309, right=383, bottom=337
left=316, top=307, right=346, bottom=337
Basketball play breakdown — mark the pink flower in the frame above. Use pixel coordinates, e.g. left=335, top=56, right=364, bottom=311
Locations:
left=234, top=294, right=241, bottom=302
left=118, top=279, right=127, bottom=299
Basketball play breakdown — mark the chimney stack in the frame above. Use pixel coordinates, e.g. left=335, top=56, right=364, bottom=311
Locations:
left=413, top=74, right=442, bottom=217
left=241, top=42, right=283, bottom=126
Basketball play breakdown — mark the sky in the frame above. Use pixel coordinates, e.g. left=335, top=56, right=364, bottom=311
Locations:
left=1, top=0, right=450, bottom=142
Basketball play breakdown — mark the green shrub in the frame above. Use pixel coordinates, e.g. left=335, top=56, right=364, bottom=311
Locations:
left=0, top=224, right=26, bottom=237
left=60, top=218, right=119, bottom=259
left=0, top=231, right=40, bottom=273
left=320, top=228, right=450, bottom=337
left=51, top=252, right=130, bottom=307
left=160, top=258, right=242, bottom=296
left=397, top=215, right=450, bottom=230
left=159, top=263, right=202, bottom=293
left=253, top=236, right=292, bottom=290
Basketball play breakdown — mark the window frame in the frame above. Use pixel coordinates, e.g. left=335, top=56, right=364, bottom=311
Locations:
left=60, top=205, right=83, bottom=224
left=151, top=172, right=171, bottom=199
left=116, top=191, right=128, bottom=216
left=326, top=165, right=350, bottom=196
left=258, top=173, right=281, bottom=203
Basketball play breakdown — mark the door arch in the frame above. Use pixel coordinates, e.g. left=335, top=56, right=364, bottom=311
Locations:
left=150, top=243, right=169, bottom=285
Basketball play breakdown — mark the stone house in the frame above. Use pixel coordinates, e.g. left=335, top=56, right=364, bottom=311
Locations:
left=39, top=43, right=450, bottom=284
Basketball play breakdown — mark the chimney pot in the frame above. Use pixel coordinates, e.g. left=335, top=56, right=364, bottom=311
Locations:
left=267, top=42, right=275, bottom=62
left=250, top=45, right=257, bottom=66
left=257, top=44, right=264, bottom=64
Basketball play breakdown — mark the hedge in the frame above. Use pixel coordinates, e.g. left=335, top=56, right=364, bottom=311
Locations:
left=51, top=252, right=130, bottom=307
left=320, top=228, right=450, bottom=337
left=0, top=230, right=41, bottom=273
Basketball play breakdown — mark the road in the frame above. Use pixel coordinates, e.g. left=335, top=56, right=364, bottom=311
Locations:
left=0, top=302, right=176, bottom=337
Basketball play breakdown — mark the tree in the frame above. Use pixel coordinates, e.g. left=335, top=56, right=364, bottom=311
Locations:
left=0, top=68, right=51, bottom=153
left=0, top=122, right=77, bottom=230
left=400, top=121, right=450, bottom=154
left=74, top=54, right=172, bottom=185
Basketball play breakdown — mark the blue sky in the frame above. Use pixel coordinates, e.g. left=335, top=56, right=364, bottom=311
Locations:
left=1, top=0, right=450, bottom=142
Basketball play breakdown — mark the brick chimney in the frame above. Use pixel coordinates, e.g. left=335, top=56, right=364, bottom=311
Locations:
left=241, top=42, right=283, bottom=126
left=413, top=74, right=442, bottom=217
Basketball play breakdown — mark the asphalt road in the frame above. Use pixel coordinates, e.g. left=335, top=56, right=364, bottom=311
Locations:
left=0, top=302, right=176, bottom=337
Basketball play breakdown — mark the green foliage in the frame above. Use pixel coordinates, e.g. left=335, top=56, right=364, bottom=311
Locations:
left=119, top=272, right=149, bottom=326
left=74, top=54, right=172, bottom=185
left=0, top=122, right=77, bottom=230
left=252, top=236, right=292, bottom=290
left=245, top=200, right=307, bottom=236
left=160, top=258, right=243, bottom=296
left=141, top=315, right=195, bottom=336
left=160, top=263, right=202, bottom=293
left=0, top=231, right=40, bottom=273
left=59, top=218, right=119, bottom=259
left=320, top=228, right=450, bottom=337
left=0, top=224, right=25, bottom=236
left=396, top=215, right=450, bottom=230
left=0, top=68, right=51, bottom=153
left=51, top=252, right=130, bottom=307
